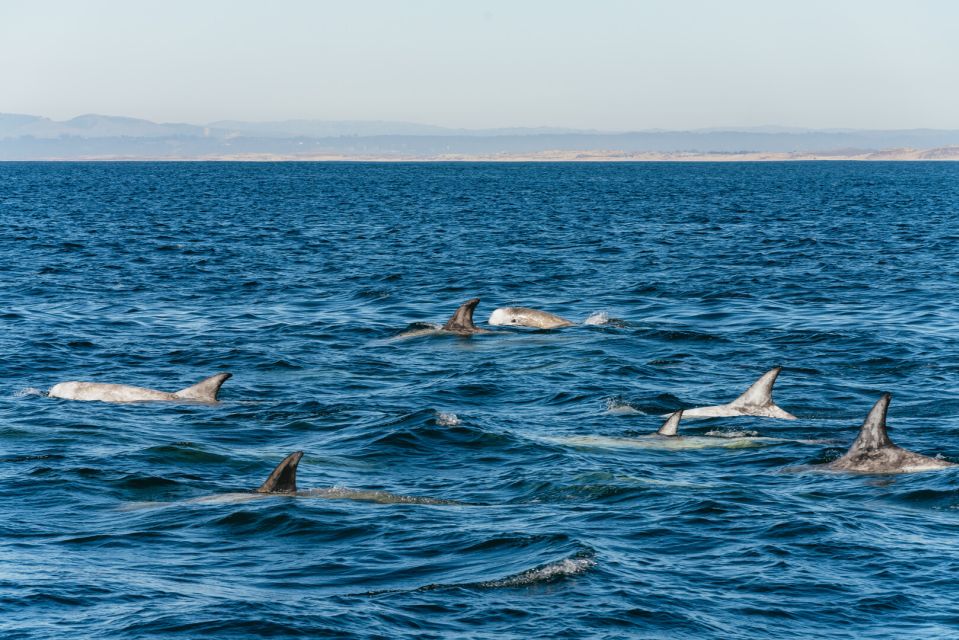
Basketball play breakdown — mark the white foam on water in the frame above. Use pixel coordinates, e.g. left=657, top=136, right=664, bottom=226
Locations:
left=14, top=387, right=45, bottom=397
left=479, top=555, right=596, bottom=588
left=604, top=398, right=644, bottom=415
left=435, top=411, right=461, bottom=426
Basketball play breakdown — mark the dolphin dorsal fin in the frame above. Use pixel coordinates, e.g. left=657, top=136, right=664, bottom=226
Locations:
left=256, top=451, right=304, bottom=494
left=173, top=372, right=232, bottom=401
left=849, top=394, right=894, bottom=452
left=443, top=298, right=481, bottom=333
left=730, top=367, right=782, bottom=408
left=657, top=410, right=683, bottom=436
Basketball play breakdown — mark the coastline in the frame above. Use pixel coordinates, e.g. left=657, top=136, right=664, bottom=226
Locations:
left=12, top=147, right=959, bottom=162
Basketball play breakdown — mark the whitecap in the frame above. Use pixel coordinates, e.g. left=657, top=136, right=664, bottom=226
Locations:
left=583, top=311, right=609, bottom=325
left=435, top=411, right=461, bottom=426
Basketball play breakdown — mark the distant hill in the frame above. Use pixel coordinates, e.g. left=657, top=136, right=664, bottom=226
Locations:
left=2, top=113, right=959, bottom=160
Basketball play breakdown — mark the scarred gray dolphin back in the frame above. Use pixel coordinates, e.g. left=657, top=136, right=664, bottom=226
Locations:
left=657, top=410, right=683, bottom=436
left=173, top=372, right=232, bottom=402
left=256, top=451, right=304, bottom=494
left=847, top=393, right=894, bottom=454
left=443, top=298, right=482, bottom=334
left=825, top=393, right=955, bottom=473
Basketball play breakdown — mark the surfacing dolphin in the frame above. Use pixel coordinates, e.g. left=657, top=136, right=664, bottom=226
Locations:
left=677, top=367, right=796, bottom=420
left=176, top=451, right=463, bottom=506
left=488, top=307, right=575, bottom=329
left=48, top=372, right=231, bottom=403
left=396, top=298, right=492, bottom=338
left=442, top=298, right=490, bottom=334
left=550, top=410, right=786, bottom=450
left=818, top=393, right=955, bottom=473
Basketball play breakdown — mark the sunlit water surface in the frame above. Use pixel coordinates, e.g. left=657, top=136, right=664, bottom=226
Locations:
left=2, top=162, right=959, bottom=639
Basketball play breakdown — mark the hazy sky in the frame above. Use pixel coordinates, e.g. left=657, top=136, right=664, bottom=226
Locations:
left=2, top=0, right=957, bottom=130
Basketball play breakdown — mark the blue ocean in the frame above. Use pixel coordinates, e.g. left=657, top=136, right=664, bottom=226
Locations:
left=2, top=161, right=959, bottom=639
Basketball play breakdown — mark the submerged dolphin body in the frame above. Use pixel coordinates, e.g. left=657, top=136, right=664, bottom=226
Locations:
left=488, top=307, right=575, bottom=329
left=48, top=373, right=232, bottom=403
left=549, top=410, right=793, bottom=450
left=820, top=394, right=955, bottom=474
left=677, top=367, right=796, bottom=420
left=183, top=451, right=461, bottom=506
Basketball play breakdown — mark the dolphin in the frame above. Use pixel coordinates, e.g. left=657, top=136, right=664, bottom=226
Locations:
left=656, top=409, right=683, bottom=436
left=548, top=410, right=798, bottom=450
left=676, top=367, right=796, bottom=420
left=152, top=451, right=462, bottom=507
left=820, top=393, right=955, bottom=473
left=442, top=297, right=491, bottom=334
left=397, top=298, right=491, bottom=338
left=488, top=307, right=575, bottom=329
left=48, top=372, right=231, bottom=403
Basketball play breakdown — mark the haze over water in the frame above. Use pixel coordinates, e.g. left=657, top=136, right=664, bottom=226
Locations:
left=2, top=161, right=959, bottom=638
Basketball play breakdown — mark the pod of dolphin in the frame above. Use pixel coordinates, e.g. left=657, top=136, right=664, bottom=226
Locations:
left=46, top=298, right=956, bottom=501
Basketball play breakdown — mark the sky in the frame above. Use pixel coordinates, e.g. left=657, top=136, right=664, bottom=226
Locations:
left=1, top=0, right=957, bottom=130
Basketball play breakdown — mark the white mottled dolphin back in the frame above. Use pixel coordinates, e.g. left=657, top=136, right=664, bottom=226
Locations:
left=678, top=367, right=797, bottom=419
left=49, top=372, right=232, bottom=403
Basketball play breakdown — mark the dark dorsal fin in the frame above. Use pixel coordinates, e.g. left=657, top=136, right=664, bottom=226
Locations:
left=443, top=298, right=481, bottom=333
left=256, top=451, right=303, bottom=494
left=657, top=410, right=683, bottom=436
left=849, top=393, right=893, bottom=452
left=173, top=372, right=232, bottom=401
left=730, top=367, right=782, bottom=408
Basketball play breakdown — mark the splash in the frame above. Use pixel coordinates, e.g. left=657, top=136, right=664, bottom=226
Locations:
left=435, top=411, right=461, bottom=426
left=14, top=387, right=45, bottom=397
left=583, top=311, right=609, bottom=325
left=477, top=554, right=596, bottom=588
left=604, top=398, right=644, bottom=415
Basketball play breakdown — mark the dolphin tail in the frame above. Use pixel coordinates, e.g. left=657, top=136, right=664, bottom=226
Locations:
left=256, top=451, right=304, bottom=494
left=657, top=410, right=683, bottom=436
left=729, top=367, right=796, bottom=419
left=849, top=393, right=894, bottom=452
left=173, top=372, right=232, bottom=401
left=442, top=298, right=481, bottom=333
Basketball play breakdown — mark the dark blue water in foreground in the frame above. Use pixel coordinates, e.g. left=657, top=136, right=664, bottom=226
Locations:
left=2, top=162, right=959, bottom=639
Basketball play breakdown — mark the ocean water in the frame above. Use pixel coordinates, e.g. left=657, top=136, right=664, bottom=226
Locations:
left=1, top=161, right=959, bottom=639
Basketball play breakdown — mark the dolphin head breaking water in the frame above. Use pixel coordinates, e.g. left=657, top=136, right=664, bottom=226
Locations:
left=825, top=393, right=956, bottom=473
left=488, top=307, right=575, bottom=329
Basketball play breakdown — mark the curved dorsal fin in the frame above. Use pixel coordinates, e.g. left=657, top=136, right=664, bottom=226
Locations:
left=443, top=298, right=481, bottom=333
left=657, top=410, right=683, bottom=436
left=730, top=367, right=782, bottom=408
left=256, top=451, right=303, bottom=494
left=173, top=372, right=232, bottom=401
left=849, top=394, right=893, bottom=452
